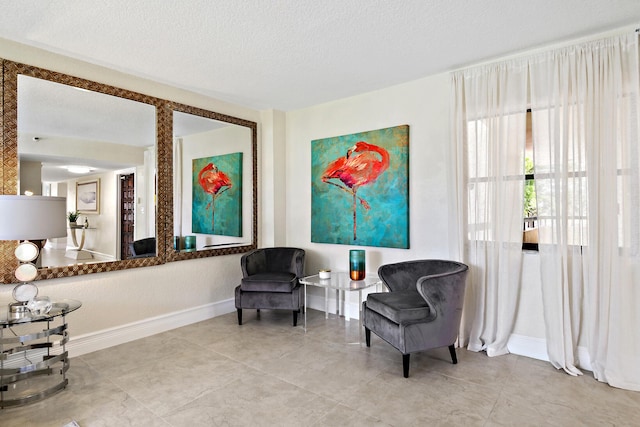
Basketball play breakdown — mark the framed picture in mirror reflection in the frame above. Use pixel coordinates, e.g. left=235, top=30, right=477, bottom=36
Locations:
left=76, top=179, right=100, bottom=214
left=192, top=153, right=242, bottom=236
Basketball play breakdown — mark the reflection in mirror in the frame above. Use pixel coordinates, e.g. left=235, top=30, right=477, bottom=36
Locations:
left=1, top=59, right=254, bottom=282
left=172, top=111, right=253, bottom=253
left=17, top=75, right=157, bottom=268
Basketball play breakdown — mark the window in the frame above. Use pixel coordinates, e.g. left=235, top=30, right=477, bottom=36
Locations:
left=530, top=107, right=590, bottom=249
left=465, top=110, right=532, bottom=248
left=523, top=110, right=538, bottom=250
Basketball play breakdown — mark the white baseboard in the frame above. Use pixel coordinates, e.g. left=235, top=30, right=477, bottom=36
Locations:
left=68, top=293, right=349, bottom=359
left=67, top=298, right=236, bottom=358
left=507, top=333, right=550, bottom=361
left=507, top=333, right=592, bottom=372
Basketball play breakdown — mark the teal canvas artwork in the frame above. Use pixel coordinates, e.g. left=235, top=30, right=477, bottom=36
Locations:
left=192, top=152, right=243, bottom=236
left=311, top=125, right=409, bottom=248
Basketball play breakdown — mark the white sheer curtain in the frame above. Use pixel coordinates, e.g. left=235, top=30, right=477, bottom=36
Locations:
left=530, top=33, right=640, bottom=389
left=451, top=62, right=528, bottom=356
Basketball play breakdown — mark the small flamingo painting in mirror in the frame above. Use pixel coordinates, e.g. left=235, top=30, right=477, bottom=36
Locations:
left=311, top=125, right=409, bottom=248
left=192, top=152, right=243, bottom=236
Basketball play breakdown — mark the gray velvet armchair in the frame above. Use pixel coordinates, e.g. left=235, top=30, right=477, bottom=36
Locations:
left=129, top=237, right=156, bottom=258
left=363, top=259, right=469, bottom=377
left=235, top=247, right=306, bottom=326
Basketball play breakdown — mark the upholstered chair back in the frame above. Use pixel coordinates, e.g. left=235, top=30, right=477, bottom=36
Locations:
left=241, top=247, right=305, bottom=278
left=378, top=259, right=467, bottom=292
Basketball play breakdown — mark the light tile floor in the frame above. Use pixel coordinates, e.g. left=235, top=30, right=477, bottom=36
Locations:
left=2, top=309, right=639, bottom=426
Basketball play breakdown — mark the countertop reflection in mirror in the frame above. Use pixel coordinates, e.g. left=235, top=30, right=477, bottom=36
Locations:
left=1, top=60, right=168, bottom=282
left=167, top=103, right=257, bottom=262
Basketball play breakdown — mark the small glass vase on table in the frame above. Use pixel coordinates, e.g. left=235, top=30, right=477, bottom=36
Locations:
left=349, top=249, right=366, bottom=281
left=184, top=235, right=196, bottom=251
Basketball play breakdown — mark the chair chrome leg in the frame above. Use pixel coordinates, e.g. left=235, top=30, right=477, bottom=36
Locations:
left=448, top=344, right=457, bottom=364
left=402, top=354, right=410, bottom=378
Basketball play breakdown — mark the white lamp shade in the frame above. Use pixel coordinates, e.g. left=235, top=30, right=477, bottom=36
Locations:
left=0, top=195, right=67, bottom=240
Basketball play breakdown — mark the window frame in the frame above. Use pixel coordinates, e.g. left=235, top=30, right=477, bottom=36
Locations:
left=522, top=171, right=538, bottom=251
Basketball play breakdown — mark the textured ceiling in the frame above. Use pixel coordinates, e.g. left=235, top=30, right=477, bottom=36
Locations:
left=2, top=0, right=640, bottom=111
left=4, top=1, right=640, bottom=183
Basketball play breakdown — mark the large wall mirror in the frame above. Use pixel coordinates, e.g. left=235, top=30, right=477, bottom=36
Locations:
left=167, top=103, right=257, bottom=261
left=0, top=59, right=258, bottom=283
left=19, top=75, right=157, bottom=263
left=0, top=60, right=168, bottom=282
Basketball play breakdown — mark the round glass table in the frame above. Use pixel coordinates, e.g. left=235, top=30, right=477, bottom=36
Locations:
left=0, top=299, right=82, bottom=408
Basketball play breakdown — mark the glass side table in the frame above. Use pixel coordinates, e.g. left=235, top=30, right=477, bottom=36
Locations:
left=299, top=272, right=383, bottom=335
left=0, top=299, right=82, bottom=408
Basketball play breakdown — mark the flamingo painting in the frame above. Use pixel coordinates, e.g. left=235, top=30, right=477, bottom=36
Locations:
left=192, top=153, right=243, bottom=236
left=311, top=125, right=410, bottom=248
left=198, top=162, right=232, bottom=231
left=322, top=141, right=390, bottom=240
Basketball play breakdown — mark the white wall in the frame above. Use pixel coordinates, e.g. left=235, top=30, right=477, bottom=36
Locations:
left=287, top=74, right=454, bottom=267
left=19, top=160, right=42, bottom=195
left=286, top=76, right=452, bottom=273
left=259, top=109, right=288, bottom=247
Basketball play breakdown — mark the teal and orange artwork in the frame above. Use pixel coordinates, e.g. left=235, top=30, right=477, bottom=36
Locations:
left=311, top=125, right=409, bottom=248
left=192, top=152, right=242, bottom=236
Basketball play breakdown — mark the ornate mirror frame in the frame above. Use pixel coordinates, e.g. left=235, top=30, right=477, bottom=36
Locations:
left=0, top=59, right=259, bottom=284
left=0, top=59, right=169, bottom=282
left=166, top=102, right=258, bottom=262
